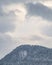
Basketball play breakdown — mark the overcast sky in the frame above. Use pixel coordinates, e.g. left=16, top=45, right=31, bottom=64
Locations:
left=0, top=0, right=52, bottom=59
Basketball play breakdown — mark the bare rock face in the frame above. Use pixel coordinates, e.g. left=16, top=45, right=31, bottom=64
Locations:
left=0, top=45, right=52, bottom=65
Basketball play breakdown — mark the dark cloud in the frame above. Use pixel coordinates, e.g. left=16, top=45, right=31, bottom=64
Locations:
left=0, top=7, right=5, bottom=16
left=0, top=0, right=48, bottom=5
left=26, top=3, right=52, bottom=21
left=0, top=0, right=31, bottom=5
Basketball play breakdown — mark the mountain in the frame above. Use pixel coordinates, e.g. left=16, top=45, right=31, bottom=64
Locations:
left=0, top=45, right=52, bottom=65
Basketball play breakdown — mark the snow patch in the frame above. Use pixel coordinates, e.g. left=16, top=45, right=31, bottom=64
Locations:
left=19, top=50, right=27, bottom=60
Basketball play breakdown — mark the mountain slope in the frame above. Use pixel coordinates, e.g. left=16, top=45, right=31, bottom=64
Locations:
left=0, top=45, right=52, bottom=65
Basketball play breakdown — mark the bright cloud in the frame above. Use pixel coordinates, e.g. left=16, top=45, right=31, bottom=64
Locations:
left=2, top=3, right=27, bottom=21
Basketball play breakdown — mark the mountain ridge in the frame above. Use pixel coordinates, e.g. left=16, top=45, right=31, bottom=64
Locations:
left=0, top=45, right=52, bottom=65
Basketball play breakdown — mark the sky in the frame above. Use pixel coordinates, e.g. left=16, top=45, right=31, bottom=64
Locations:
left=0, top=0, right=52, bottom=59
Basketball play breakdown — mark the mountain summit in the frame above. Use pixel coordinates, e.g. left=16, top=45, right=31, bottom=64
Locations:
left=0, top=45, right=52, bottom=65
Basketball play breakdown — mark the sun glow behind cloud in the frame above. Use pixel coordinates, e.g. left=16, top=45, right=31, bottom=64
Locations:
left=2, top=3, right=27, bottom=21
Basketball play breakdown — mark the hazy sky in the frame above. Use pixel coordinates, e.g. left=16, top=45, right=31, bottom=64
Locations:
left=0, top=0, right=52, bottom=59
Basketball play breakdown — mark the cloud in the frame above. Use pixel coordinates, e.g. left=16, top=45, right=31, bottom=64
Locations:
left=15, top=34, right=52, bottom=48
left=41, top=24, right=52, bottom=37
left=0, top=16, right=15, bottom=33
left=0, top=2, right=26, bottom=59
left=0, top=0, right=31, bottom=5
left=0, top=33, right=18, bottom=59
left=0, top=1, right=18, bottom=59
left=0, top=6, right=5, bottom=16
left=26, top=2, right=52, bottom=21
left=0, top=0, right=50, bottom=5
left=30, top=35, right=44, bottom=41
left=0, top=21, right=15, bottom=33
left=0, top=34, right=13, bottom=58
left=0, top=6, right=16, bottom=33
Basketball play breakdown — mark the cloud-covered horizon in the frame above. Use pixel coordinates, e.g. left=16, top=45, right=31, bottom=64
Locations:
left=0, top=0, right=52, bottom=59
